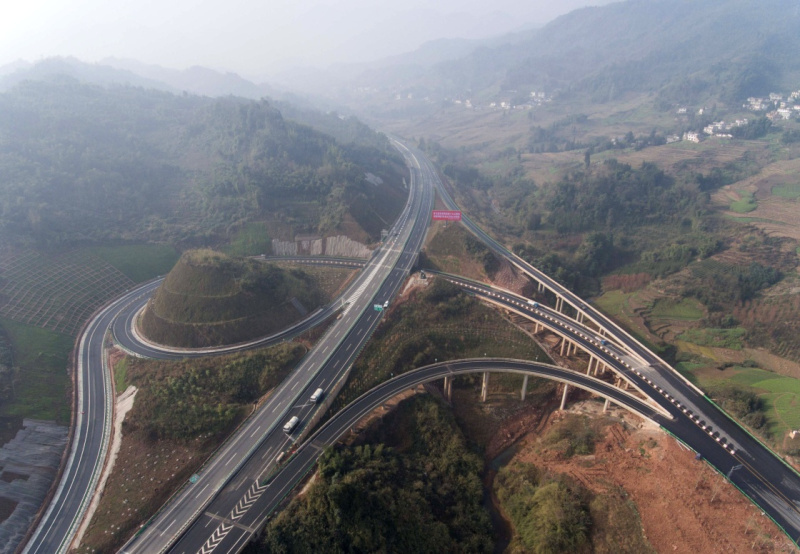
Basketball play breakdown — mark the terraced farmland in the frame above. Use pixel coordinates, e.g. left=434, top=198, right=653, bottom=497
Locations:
left=0, top=248, right=135, bottom=336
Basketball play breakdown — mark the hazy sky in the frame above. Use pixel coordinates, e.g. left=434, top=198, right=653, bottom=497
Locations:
left=2, top=0, right=617, bottom=78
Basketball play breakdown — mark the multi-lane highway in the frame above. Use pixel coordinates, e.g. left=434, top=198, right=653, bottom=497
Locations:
left=423, top=156, right=800, bottom=547
left=23, top=139, right=431, bottom=554
left=117, top=139, right=435, bottom=553
left=165, top=356, right=669, bottom=553
left=23, top=282, right=154, bottom=553
left=26, top=137, right=800, bottom=553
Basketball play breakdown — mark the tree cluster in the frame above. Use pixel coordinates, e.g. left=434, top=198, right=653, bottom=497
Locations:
left=126, top=344, right=304, bottom=440
left=251, top=396, right=493, bottom=553
left=543, top=160, right=695, bottom=233
left=495, top=462, right=592, bottom=554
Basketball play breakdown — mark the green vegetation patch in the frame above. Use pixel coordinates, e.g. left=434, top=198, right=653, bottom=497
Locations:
left=649, top=298, right=703, bottom=321
left=125, top=343, right=304, bottom=440
left=594, top=290, right=631, bottom=319
left=0, top=80, right=407, bottom=248
left=771, top=183, right=800, bottom=199
left=87, top=244, right=179, bottom=283
left=224, top=222, right=272, bottom=257
left=730, top=191, right=757, bottom=213
left=542, top=414, right=597, bottom=457
left=588, top=489, right=656, bottom=554
left=0, top=318, right=72, bottom=423
left=422, top=222, right=499, bottom=280
left=707, top=384, right=770, bottom=438
left=113, top=357, right=130, bottom=392
left=677, top=327, right=747, bottom=350
left=494, top=462, right=592, bottom=553
left=255, top=395, right=494, bottom=553
left=699, top=366, right=800, bottom=439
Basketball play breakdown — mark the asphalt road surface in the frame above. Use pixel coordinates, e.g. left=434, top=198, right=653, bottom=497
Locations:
left=119, top=138, right=435, bottom=554
left=170, top=357, right=668, bottom=554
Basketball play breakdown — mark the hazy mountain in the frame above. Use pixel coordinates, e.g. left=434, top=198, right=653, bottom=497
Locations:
left=0, top=60, right=32, bottom=77
left=101, top=58, right=277, bottom=99
left=323, top=0, right=800, bottom=107
left=0, top=57, right=171, bottom=93
left=0, top=57, right=283, bottom=101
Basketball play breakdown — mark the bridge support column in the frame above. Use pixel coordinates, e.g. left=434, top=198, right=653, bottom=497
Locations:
left=555, top=297, right=563, bottom=312
left=481, top=372, right=489, bottom=402
left=587, top=356, right=595, bottom=375
left=521, top=375, right=529, bottom=401
left=603, top=398, right=610, bottom=413
left=444, top=376, right=452, bottom=401
left=538, top=282, right=544, bottom=292
left=560, top=384, right=569, bottom=410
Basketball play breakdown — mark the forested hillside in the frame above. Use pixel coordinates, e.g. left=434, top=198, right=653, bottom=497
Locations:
left=0, top=78, right=407, bottom=249
left=339, top=0, right=800, bottom=110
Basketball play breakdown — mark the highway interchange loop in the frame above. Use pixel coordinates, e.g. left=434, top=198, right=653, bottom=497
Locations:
left=23, top=140, right=800, bottom=553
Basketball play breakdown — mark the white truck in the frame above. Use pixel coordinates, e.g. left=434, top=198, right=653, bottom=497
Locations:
left=310, top=388, right=324, bottom=403
left=283, top=416, right=300, bottom=434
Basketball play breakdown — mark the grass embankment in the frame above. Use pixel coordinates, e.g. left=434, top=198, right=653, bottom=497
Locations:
left=249, top=395, right=494, bottom=553
left=224, top=222, right=272, bottom=257
left=326, top=279, right=550, bottom=420
left=421, top=221, right=497, bottom=281
left=0, top=318, right=72, bottom=423
left=730, top=191, right=758, bottom=213
left=80, top=343, right=304, bottom=553
left=691, top=365, right=800, bottom=445
left=87, top=244, right=179, bottom=283
left=140, top=249, right=326, bottom=347
left=648, top=298, right=704, bottom=321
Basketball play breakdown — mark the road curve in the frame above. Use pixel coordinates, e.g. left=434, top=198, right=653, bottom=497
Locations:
left=23, top=281, right=161, bottom=553
left=120, top=138, right=435, bottom=554
left=180, top=357, right=667, bottom=553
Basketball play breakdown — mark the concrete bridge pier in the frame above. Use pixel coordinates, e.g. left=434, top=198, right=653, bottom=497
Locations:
left=443, top=376, right=453, bottom=401
left=481, top=372, right=489, bottom=402
left=521, top=375, right=529, bottom=401
left=559, top=384, right=569, bottom=410
left=587, top=356, right=596, bottom=375
left=603, top=398, right=611, bottom=413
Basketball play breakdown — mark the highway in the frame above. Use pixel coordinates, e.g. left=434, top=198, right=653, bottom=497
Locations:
left=164, top=357, right=668, bottom=553
left=111, top=257, right=367, bottom=360
left=399, top=140, right=800, bottom=545
left=118, top=138, right=435, bottom=553
left=427, top=265, right=800, bottom=540
left=23, top=282, right=156, bottom=553
left=27, top=138, right=800, bottom=553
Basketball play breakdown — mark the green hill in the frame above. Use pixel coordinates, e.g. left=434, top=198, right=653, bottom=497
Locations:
left=140, top=250, right=325, bottom=347
left=0, top=78, right=407, bottom=249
